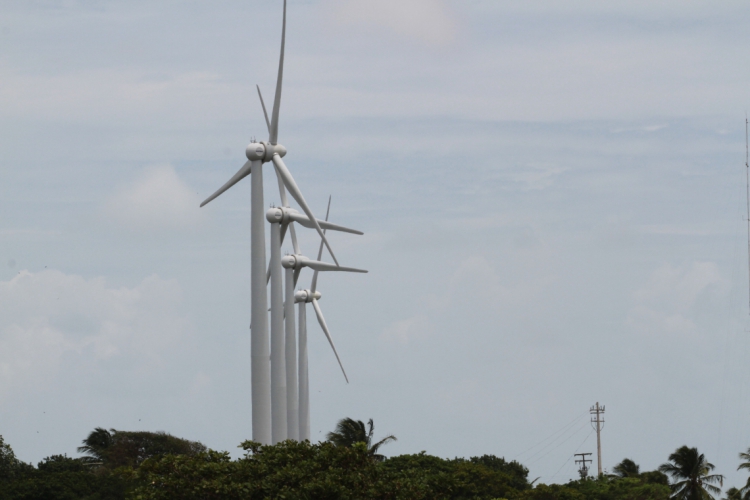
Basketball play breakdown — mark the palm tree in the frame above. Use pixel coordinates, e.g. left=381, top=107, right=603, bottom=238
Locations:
left=737, top=448, right=750, bottom=499
left=724, top=487, right=742, bottom=500
left=613, top=458, right=641, bottom=478
left=658, top=446, right=724, bottom=500
left=77, top=427, right=114, bottom=465
left=327, top=418, right=396, bottom=462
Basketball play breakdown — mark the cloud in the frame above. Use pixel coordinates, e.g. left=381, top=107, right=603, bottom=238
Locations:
left=0, top=269, right=189, bottom=399
left=327, top=0, right=457, bottom=46
left=505, top=163, right=568, bottom=191
left=627, top=261, right=724, bottom=335
left=381, top=314, right=430, bottom=344
left=105, top=164, right=203, bottom=231
left=0, top=65, right=233, bottom=124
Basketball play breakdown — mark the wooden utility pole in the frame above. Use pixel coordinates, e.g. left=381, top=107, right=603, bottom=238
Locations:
left=574, top=452, right=592, bottom=480
left=590, top=402, right=605, bottom=476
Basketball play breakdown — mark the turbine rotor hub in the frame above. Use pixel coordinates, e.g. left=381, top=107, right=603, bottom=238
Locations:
left=281, top=254, right=298, bottom=269
left=294, top=289, right=321, bottom=303
left=244, top=141, right=287, bottom=162
left=266, top=207, right=284, bottom=223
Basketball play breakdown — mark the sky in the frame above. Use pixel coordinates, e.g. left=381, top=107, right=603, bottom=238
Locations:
left=2, top=0, right=750, bottom=487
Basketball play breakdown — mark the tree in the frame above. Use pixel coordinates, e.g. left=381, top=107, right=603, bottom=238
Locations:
left=613, top=458, right=641, bottom=478
left=77, top=427, right=113, bottom=465
left=658, top=446, right=724, bottom=500
left=77, top=428, right=207, bottom=469
left=327, top=418, right=396, bottom=462
left=737, top=447, right=750, bottom=498
left=725, top=487, right=743, bottom=500
left=0, top=435, right=28, bottom=480
left=130, top=440, right=434, bottom=500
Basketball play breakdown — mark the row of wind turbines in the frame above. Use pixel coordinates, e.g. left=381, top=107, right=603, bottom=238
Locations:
left=199, top=0, right=366, bottom=445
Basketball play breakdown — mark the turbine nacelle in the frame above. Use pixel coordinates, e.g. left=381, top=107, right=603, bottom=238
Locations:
left=266, top=207, right=284, bottom=224
left=281, top=254, right=302, bottom=270
left=294, top=289, right=321, bottom=303
left=245, top=141, right=287, bottom=163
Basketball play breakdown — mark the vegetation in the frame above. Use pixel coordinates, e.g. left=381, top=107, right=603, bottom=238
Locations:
left=658, top=446, right=724, bottom=500
left=0, top=421, right=748, bottom=500
left=77, top=427, right=206, bottom=469
left=326, top=417, right=396, bottom=462
left=737, top=448, right=750, bottom=499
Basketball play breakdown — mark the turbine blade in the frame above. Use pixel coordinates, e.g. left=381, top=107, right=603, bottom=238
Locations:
left=311, top=196, right=331, bottom=293
left=271, top=154, right=339, bottom=265
left=289, top=221, right=300, bottom=255
left=293, top=267, right=301, bottom=287
left=287, top=212, right=363, bottom=235
left=280, top=221, right=288, bottom=247
left=302, top=259, right=367, bottom=274
left=256, top=85, right=271, bottom=135
left=269, top=0, right=286, bottom=145
left=274, top=166, right=289, bottom=207
left=200, top=161, right=252, bottom=207
left=312, top=298, right=348, bottom=383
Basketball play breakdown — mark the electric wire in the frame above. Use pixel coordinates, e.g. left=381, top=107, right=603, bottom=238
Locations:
left=716, top=118, right=750, bottom=461
left=549, top=428, right=595, bottom=481
left=746, top=115, right=749, bottom=314
left=513, top=410, right=589, bottom=460
left=525, top=420, right=591, bottom=467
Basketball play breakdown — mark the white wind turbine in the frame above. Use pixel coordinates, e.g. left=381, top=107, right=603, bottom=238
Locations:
left=279, top=203, right=366, bottom=439
left=291, top=200, right=354, bottom=441
left=266, top=199, right=364, bottom=442
left=199, top=0, right=338, bottom=445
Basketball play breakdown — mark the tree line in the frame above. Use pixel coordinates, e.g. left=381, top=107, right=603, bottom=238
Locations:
left=0, top=418, right=749, bottom=499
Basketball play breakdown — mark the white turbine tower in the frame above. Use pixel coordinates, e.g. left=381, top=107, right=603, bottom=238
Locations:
left=281, top=249, right=366, bottom=439
left=293, top=201, right=353, bottom=441
left=266, top=197, right=363, bottom=440
left=199, top=0, right=337, bottom=445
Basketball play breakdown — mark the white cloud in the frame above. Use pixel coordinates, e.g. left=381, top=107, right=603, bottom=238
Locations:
left=106, top=164, right=203, bottom=231
left=0, top=269, right=189, bottom=399
left=327, top=0, right=457, bottom=46
left=0, top=65, right=233, bottom=123
left=381, top=314, right=430, bottom=344
left=627, top=261, right=724, bottom=335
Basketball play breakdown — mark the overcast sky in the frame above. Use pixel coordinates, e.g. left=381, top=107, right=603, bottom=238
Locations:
left=2, top=0, right=750, bottom=487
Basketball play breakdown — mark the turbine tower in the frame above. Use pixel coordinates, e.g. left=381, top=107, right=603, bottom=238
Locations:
left=266, top=196, right=363, bottom=440
left=293, top=201, right=353, bottom=441
left=199, top=0, right=338, bottom=444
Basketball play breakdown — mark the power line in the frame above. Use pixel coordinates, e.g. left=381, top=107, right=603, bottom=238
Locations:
left=513, top=410, right=589, bottom=460
left=525, top=421, right=590, bottom=466
left=548, top=428, right=595, bottom=480
left=745, top=115, right=750, bottom=315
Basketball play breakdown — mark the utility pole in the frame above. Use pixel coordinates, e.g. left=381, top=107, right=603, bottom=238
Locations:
left=574, top=452, right=592, bottom=480
left=590, top=402, right=605, bottom=476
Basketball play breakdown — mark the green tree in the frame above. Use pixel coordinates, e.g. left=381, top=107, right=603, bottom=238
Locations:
left=77, top=427, right=113, bottom=465
left=327, top=417, right=396, bottom=462
left=737, top=447, right=750, bottom=499
left=78, top=428, right=206, bottom=469
left=724, top=487, right=743, bottom=500
left=658, top=446, right=724, bottom=500
left=129, top=440, right=433, bottom=499
left=613, top=458, right=641, bottom=478
left=0, top=435, right=23, bottom=480
left=0, top=454, right=128, bottom=500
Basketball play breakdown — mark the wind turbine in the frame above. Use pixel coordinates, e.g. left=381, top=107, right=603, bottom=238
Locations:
left=292, top=200, right=355, bottom=441
left=265, top=194, right=363, bottom=442
left=199, top=0, right=337, bottom=445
